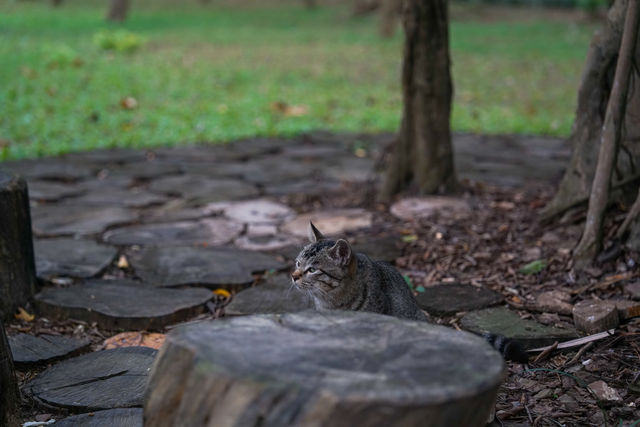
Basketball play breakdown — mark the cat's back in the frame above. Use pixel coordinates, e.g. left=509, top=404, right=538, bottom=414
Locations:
left=366, top=255, right=427, bottom=321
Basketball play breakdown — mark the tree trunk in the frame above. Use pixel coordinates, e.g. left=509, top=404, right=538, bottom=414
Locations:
left=574, top=0, right=640, bottom=267
left=106, top=0, right=131, bottom=22
left=379, top=0, right=456, bottom=200
left=51, top=0, right=63, bottom=6
left=303, top=0, right=316, bottom=9
left=542, top=0, right=640, bottom=221
left=1, top=322, right=19, bottom=427
left=0, top=172, right=37, bottom=321
left=379, top=0, right=399, bottom=37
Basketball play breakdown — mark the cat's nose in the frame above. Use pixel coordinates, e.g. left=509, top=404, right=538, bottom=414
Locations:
left=291, top=269, right=302, bottom=281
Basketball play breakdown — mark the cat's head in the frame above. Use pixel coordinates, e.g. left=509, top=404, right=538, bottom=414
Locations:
left=291, top=222, right=356, bottom=298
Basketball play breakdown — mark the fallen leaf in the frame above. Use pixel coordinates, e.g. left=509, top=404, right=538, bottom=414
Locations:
left=519, top=259, right=546, bottom=275
left=213, top=288, right=231, bottom=298
left=14, top=307, right=35, bottom=322
left=103, top=331, right=166, bottom=350
left=120, top=96, right=138, bottom=110
left=270, top=101, right=308, bottom=117
left=402, top=234, right=418, bottom=242
left=117, top=255, right=129, bottom=269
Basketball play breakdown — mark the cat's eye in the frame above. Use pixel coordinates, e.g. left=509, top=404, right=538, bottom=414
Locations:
left=306, top=267, right=316, bottom=273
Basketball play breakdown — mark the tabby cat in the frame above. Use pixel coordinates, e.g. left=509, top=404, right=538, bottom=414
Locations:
left=291, top=222, right=528, bottom=363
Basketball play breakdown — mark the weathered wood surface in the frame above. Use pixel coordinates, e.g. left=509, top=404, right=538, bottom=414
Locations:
left=9, top=333, right=90, bottom=365
left=145, top=311, right=504, bottom=427
left=55, top=408, right=143, bottom=427
left=29, top=347, right=156, bottom=411
left=35, top=280, right=212, bottom=330
left=0, top=171, right=37, bottom=320
left=1, top=322, right=19, bottom=427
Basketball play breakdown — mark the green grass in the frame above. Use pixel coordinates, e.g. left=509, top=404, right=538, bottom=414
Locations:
left=0, top=0, right=597, bottom=160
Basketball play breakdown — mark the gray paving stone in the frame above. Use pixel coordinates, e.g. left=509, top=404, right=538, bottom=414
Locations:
left=28, top=347, right=156, bottom=411
left=28, top=181, right=85, bottom=202
left=149, top=175, right=259, bottom=204
left=103, top=219, right=243, bottom=246
left=35, top=238, right=117, bottom=279
left=415, top=284, right=503, bottom=316
left=9, top=333, right=90, bottom=365
left=35, top=280, right=213, bottom=330
left=31, top=205, right=137, bottom=237
left=130, top=246, right=287, bottom=289
left=225, top=274, right=313, bottom=315
left=461, top=307, right=577, bottom=349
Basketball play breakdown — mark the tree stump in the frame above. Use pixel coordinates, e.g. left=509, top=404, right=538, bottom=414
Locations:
left=0, top=172, right=37, bottom=320
left=145, top=311, right=504, bottom=427
left=1, top=322, right=19, bottom=427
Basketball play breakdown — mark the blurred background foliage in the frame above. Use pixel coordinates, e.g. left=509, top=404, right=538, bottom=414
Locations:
left=0, top=0, right=601, bottom=159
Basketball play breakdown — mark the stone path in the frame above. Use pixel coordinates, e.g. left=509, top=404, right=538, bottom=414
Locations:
left=1, top=132, right=573, bottom=420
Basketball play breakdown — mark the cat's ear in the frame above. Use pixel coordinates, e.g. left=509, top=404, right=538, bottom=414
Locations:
left=328, top=239, right=353, bottom=266
left=308, top=221, right=325, bottom=243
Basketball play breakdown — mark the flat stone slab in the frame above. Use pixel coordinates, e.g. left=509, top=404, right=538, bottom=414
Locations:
left=225, top=274, right=313, bottom=315
left=461, top=307, right=577, bottom=349
left=145, top=311, right=503, bottom=427
left=223, top=199, right=295, bottom=225
left=35, top=238, right=117, bottom=279
left=106, top=160, right=182, bottom=180
left=390, top=197, right=471, bottom=221
left=9, top=333, right=90, bottom=365
left=130, top=246, right=287, bottom=289
left=103, top=219, right=243, bottom=246
left=281, top=209, right=373, bottom=237
left=416, top=284, right=503, bottom=316
left=29, top=347, right=156, bottom=411
left=234, top=233, right=301, bottom=251
left=35, top=280, right=213, bottom=330
left=67, top=188, right=168, bottom=208
left=31, top=205, right=137, bottom=237
left=28, top=181, right=85, bottom=202
left=149, top=175, right=259, bottom=204
left=263, top=178, right=342, bottom=197
left=2, top=158, right=94, bottom=181
left=55, top=408, right=143, bottom=427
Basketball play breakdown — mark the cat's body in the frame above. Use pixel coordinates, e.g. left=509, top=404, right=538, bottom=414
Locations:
left=292, top=222, right=528, bottom=363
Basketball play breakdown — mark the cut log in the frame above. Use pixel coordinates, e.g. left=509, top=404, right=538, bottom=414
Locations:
left=55, top=408, right=143, bottom=427
left=145, top=311, right=504, bottom=427
left=29, top=346, right=156, bottom=411
left=35, top=280, right=213, bottom=330
left=0, top=171, right=37, bottom=320
left=8, top=333, right=90, bottom=365
left=1, top=322, right=19, bottom=427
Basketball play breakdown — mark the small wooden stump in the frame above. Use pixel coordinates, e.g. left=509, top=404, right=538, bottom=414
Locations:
left=55, top=408, right=142, bottom=427
left=9, top=333, right=90, bottom=365
left=0, top=172, right=37, bottom=319
left=145, top=311, right=504, bottom=427
left=1, top=322, right=19, bottom=427
left=29, top=347, right=156, bottom=411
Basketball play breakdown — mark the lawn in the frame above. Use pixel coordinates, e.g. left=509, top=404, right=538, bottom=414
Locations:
left=0, top=0, right=597, bottom=160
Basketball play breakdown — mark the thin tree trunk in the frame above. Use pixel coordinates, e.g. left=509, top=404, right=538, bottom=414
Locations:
left=380, top=0, right=456, bottom=200
left=106, top=0, right=131, bottom=22
left=574, top=0, right=640, bottom=267
left=542, top=0, right=640, bottom=221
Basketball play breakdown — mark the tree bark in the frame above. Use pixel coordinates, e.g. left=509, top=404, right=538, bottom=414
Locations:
left=1, top=322, right=19, bottom=427
left=106, top=0, right=131, bottom=22
left=542, top=0, right=640, bottom=221
left=379, top=0, right=456, bottom=200
left=574, top=0, right=640, bottom=267
left=0, top=172, right=37, bottom=321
